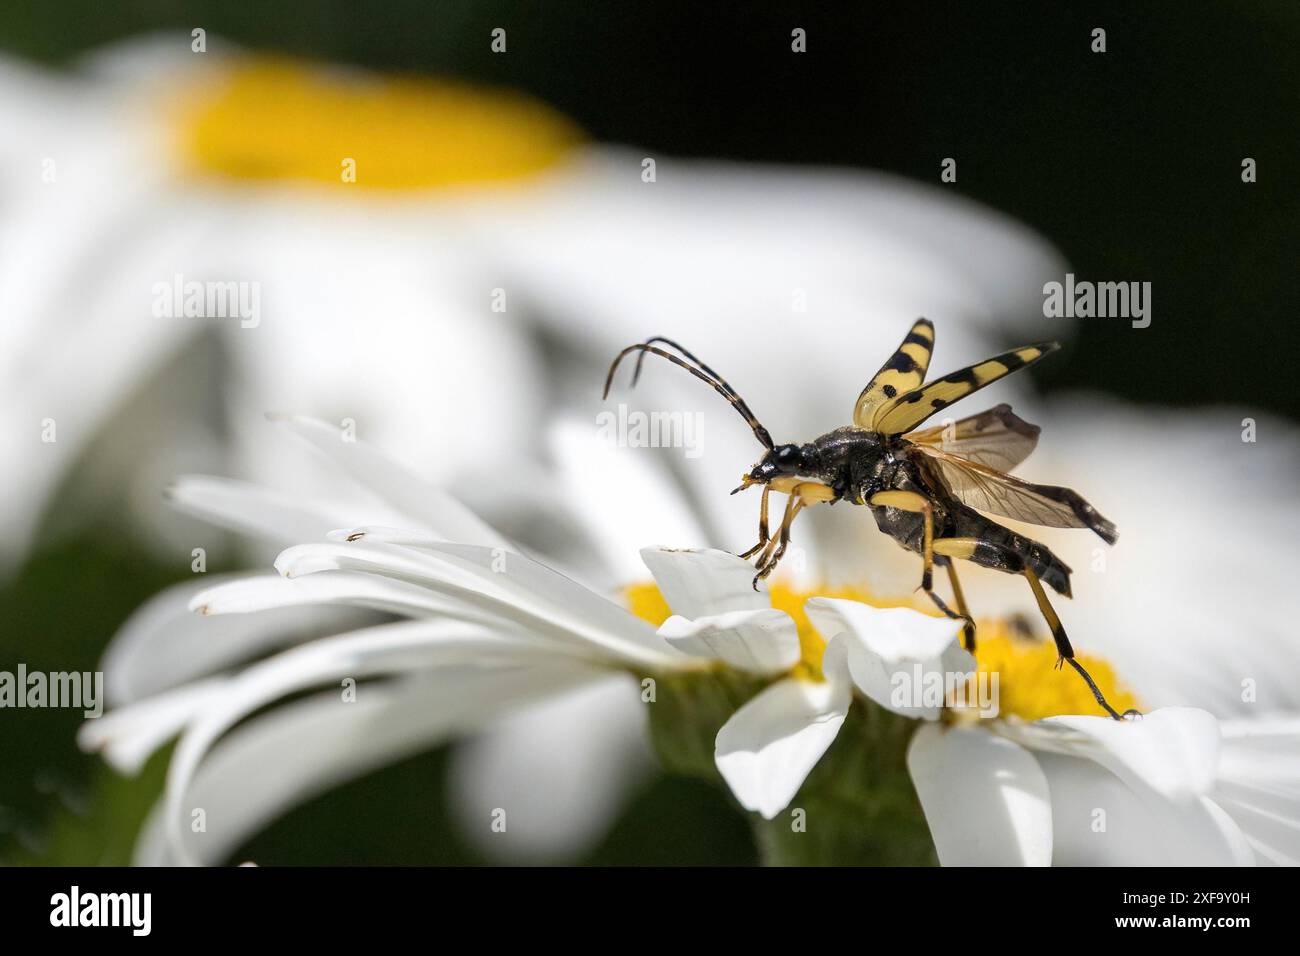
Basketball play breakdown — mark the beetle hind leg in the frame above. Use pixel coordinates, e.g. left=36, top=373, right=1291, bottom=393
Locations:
left=932, top=536, right=1135, bottom=721
left=935, top=555, right=977, bottom=653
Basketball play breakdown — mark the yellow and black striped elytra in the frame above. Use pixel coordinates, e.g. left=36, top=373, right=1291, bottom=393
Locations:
left=604, top=320, right=1134, bottom=720
left=852, top=318, right=935, bottom=426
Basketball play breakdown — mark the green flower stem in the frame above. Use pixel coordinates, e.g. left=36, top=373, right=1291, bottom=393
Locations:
left=647, top=669, right=937, bottom=866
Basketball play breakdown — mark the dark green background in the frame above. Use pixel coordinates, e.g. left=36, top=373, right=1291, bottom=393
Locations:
left=2, top=1, right=1295, bottom=864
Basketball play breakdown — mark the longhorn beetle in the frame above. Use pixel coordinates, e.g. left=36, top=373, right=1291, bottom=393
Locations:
left=604, top=319, right=1135, bottom=720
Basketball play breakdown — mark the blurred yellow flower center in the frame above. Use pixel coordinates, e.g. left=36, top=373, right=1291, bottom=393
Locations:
left=624, top=580, right=1139, bottom=721
left=167, top=59, right=584, bottom=190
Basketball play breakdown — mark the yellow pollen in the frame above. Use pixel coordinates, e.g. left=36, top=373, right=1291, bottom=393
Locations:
left=165, top=58, right=584, bottom=190
left=624, top=579, right=1139, bottom=720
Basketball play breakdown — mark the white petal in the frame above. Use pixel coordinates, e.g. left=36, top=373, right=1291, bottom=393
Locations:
left=99, top=574, right=377, bottom=703
left=907, top=724, right=1052, bottom=866
left=158, top=618, right=574, bottom=863
left=77, top=678, right=231, bottom=774
left=481, top=150, right=1063, bottom=362
left=1003, top=707, right=1256, bottom=866
left=367, top=535, right=667, bottom=651
left=448, top=674, right=654, bottom=863
left=134, top=662, right=595, bottom=865
left=272, top=541, right=598, bottom=657
left=806, top=598, right=970, bottom=719
left=1213, top=717, right=1300, bottom=865
left=167, top=474, right=391, bottom=546
left=714, top=676, right=850, bottom=820
left=276, top=537, right=688, bottom=670
left=190, top=570, right=474, bottom=620
left=639, top=547, right=770, bottom=618
left=222, top=228, right=543, bottom=499
left=807, top=598, right=966, bottom=662
left=658, top=609, right=800, bottom=675
left=1032, top=749, right=1252, bottom=866
left=544, top=418, right=709, bottom=588
left=274, top=416, right=512, bottom=550
left=1009, top=707, right=1221, bottom=802
left=0, top=55, right=196, bottom=571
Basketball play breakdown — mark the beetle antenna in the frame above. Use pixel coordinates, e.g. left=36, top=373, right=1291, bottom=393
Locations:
left=604, top=342, right=774, bottom=450
left=631, top=336, right=738, bottom=400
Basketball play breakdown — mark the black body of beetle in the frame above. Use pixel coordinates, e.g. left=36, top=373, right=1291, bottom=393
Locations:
left=754, top=427, right=1074, bottom=597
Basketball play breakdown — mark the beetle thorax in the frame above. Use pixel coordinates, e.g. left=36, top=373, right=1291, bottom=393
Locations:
left=801, top=426, right=889, bottom=499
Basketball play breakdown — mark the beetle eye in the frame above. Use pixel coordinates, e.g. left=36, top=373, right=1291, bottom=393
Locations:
left=777, top=445, right=798, bottom=463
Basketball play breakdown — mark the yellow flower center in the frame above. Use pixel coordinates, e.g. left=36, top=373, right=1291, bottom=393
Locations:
left=957, top=623, right=1139, bottom=722
left=164, top=58, right=584, bottom=190
left=625, top=579, right=1139, bottom=721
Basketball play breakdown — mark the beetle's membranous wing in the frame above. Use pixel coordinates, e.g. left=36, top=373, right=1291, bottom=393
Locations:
left=918, top=446, right=1118, bottom=543
left=906, top=403, right=1040, bottom=472
left=852, top=318, right=935, bottom=428
left=872, top=342, right=1058, bottom=436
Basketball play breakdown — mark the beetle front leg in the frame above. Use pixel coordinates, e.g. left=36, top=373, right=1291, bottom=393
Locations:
left=738, top=484, right=771, bottom=560
left=753, top=492, right=805, bottom=588
left=750, top=481, right=837, bottom=588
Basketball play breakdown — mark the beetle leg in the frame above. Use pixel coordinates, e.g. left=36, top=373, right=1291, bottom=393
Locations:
left=750, top=481, right=837, bottom=587
left=753, top=492, right=804, bottom=587
left=938, top=555, right=977, bottom=652
left=932, top=537, right=1136, bottom=721
left=869, top=490, right=974, bottom=648
left=869, top=490, right=935, bottom=591
left=738, top=484, right=771, bottom=560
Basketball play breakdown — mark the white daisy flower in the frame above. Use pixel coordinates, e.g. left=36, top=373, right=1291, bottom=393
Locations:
left=539, top=388, right=1300, bottom=866
left=640, top=550, right=1300, bottom=866
left=78, top=417, right=676, bottom=864
left=888, top=642, right=1300, bottom=867
left=81, top=410, right=1300, bottom=866
left=0, top=34, right=1063, bottom=573
left=75, top=415, right=956, bottom=865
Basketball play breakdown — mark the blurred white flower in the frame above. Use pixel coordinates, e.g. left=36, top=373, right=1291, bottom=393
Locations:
left=69, top=415, right=921, bottom=864
left=0, top=35, right=1064, bottom=572
left=78, top=417, right=681, bottom=864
